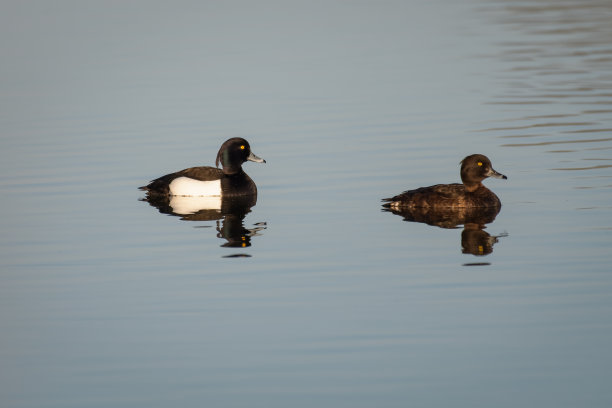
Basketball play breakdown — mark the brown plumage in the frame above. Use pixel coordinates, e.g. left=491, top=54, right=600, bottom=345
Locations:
left=382, top=154, right=507, bottom=211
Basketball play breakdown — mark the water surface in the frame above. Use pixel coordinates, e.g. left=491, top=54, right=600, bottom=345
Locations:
left=1, top=1, right=611, bottom=407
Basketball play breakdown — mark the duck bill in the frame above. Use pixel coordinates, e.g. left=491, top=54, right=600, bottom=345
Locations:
left=247, top=151, right=266, bottom=164
left=486, top=168, right=507, bottom=180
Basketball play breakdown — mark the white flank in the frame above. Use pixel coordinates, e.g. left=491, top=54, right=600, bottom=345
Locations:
left=168, top=177, right=221, bottom=197
left=169, top=195, right=222, bottom=214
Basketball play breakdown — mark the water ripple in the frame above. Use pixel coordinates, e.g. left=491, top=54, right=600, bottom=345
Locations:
left=501, top=137, right=612, bottom=147
left=476, top=0, right=612, bottom=189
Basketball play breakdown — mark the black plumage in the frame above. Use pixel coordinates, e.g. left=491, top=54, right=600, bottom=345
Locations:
left=139, top=137, right=265, bottom=197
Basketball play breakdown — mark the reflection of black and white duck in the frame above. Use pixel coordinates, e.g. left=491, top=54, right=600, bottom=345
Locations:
left=217, top=215, right=267, bottom=248
left=141, top=183, right=266, bottom=249
left=140, top=137, right=265, bottom=200
left=383, top=154, right=506, bottom=211
left=139, top=138, right=267, bottom=251
left=142, top=192, right=257, bottom=221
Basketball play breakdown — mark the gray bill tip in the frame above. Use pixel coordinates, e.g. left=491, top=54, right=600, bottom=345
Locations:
left=488, top=168, right=507, bottom=180
left=248, top=152, right=266, bottom=163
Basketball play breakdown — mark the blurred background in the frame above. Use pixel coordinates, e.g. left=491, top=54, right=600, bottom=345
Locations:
left=1, top=1, right=611, bottom=407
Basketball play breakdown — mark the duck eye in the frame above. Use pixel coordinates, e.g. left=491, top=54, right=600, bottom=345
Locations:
left=240, top=145, right=245, bottom=150
left=477, top=162, right=483, bottom=166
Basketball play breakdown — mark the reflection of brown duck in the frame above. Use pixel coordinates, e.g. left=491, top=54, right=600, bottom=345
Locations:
left=382, top=155, right=508, bottom=257
left=382, top=154, right=507, bottom=212
left=383, top=204, right=500, bottom=229
left=461, top=223, right=505, bottom=256
left=383, top=207, right=506, bottom=256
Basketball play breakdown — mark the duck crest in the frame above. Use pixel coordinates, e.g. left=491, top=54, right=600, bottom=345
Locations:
left=139, top=137, right=265, bottom=197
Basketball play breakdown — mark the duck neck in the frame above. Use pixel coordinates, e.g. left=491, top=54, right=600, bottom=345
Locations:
left=222, top=165, right=244, bottom=176
left=464, top=182, right=482, bottom=192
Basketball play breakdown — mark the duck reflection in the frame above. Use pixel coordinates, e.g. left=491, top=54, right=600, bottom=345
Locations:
left=382, top=205, right=506, bottom=258
left=460, top=223, right=506, bottom=256
left=141, top=194, right=265, bottom=250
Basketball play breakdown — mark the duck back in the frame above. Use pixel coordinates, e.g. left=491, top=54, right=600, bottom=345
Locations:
left=383, top=183, right=501, bottom=210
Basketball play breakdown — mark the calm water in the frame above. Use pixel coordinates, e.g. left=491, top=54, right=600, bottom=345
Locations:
left=1, top=1, right=611, bottom=407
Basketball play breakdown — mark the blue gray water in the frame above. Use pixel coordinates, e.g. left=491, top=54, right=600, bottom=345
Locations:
left=1, top=1, right=611, bottom=407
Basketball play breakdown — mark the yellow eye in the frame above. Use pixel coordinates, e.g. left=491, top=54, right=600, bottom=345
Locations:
left=477, top=162, right=483, bottom=166
left=240, top=145, right=245, bottom=150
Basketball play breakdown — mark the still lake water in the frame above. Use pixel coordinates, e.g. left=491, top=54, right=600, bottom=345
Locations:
left=1, top=1, right=611, bottom=407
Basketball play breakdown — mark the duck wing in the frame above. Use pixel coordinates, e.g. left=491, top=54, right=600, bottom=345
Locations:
left=140, top=166, right=224, bottom=195
left=383, top=183, right=465, bottom=208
